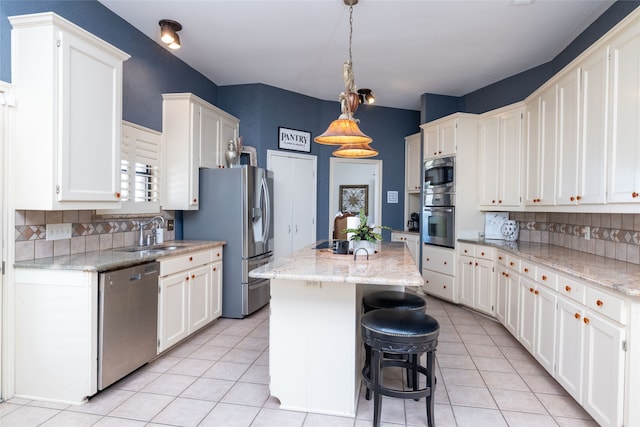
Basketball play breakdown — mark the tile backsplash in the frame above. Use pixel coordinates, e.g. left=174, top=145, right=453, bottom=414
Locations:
left=14, top=210, right=175, bottom=262
left=511, top=212, right=640, bottom=265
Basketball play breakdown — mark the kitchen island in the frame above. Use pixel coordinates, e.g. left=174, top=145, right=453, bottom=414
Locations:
left=249, top=241, right=423, bottom=417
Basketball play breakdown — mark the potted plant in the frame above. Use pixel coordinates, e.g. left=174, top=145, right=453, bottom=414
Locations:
left=343, top=209, right=390, bottom=253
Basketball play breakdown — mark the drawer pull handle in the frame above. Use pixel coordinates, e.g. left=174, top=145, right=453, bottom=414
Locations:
left=565, top=285, right=571, bottom=292
left=541, top=275, right=547, bottom=281
left=596, top=300, right=603, bottom=307
left=583, top=317, right=590, bottom=324
left=574, top=313, right=581, bottom=320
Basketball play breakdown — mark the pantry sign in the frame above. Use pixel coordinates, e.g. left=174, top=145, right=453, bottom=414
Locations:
left=278, top=127, right=311, bottom=153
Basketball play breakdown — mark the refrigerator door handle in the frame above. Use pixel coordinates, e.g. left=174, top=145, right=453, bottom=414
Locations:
left=261, top=176, right=271, bottom=244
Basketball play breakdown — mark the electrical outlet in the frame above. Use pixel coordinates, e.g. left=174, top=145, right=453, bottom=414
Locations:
left=46, top=223, right=72, bottom=240
left=584, top=225, right=590, bottom=240
left=167, top=219, right=174, bottom=231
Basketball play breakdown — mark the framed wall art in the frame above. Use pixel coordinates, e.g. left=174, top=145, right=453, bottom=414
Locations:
left=339, top=184, right=368, bottom=215
left=278, top=127, right=311, bottom=153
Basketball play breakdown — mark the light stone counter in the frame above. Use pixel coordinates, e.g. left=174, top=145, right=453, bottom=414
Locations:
left=13, top=240, right=225, bottom=272
left=249, top=240, right=423, bottom=286
left=249, top=240, right=423, bottom=417
left=459, top=239, right=640, bottom=297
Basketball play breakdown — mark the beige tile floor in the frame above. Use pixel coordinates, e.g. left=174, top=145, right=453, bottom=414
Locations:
left=0, top=293, right=599, bottom=426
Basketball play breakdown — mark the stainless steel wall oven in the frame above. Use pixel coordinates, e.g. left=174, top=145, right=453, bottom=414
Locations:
left=423, top=155, right=455, bottom=248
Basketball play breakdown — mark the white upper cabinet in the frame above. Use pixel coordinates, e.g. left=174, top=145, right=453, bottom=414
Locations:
left=405, top=133, right=422, bottom=192
left=423, top=119, right=456, bottom=159
left=478, top=105, right=523, bottom=209
left=162, top=93, right=240, bottom=210
left=10, top=12, right=129, bottom=210
left=606, top=15, right=640, bottom=204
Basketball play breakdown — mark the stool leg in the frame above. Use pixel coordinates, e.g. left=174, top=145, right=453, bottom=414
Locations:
left=364, top=343, right=372, bottom=400
left=372, top=348, right=383, bottom=427
left=412, top=353, right=419, bottom=397
left=425, top=350, right=436, bottom=427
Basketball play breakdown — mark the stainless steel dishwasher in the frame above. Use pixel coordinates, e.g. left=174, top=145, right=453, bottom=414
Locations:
left=98, top=262, right=159, bottom=390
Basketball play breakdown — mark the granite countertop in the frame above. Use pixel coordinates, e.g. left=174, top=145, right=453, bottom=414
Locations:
left=459, top=238, right=640, bottom=297
left=249, top=241, right=423, bottom=287
left=13, top=240, right=226, bottom=272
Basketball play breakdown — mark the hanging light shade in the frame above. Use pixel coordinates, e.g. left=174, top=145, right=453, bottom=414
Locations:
left=333, top=142, right=379, bottom=158
left=314, top=0, right=376, bottom=158
left=159, top=19, right=182, bottom=49
left=315, top=118, right=372, bottom=145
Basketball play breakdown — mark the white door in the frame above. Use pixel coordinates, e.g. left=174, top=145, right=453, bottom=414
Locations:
left=268, top=151, right=317, bottom=259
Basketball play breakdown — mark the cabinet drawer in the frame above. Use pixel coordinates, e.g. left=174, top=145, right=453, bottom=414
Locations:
left=558, top=276, right=586, bottom=304
left=458, top=243, right=475, bottom=257
left=496, top=251, right=507, bottom=266
left=211, top=246, right=223, bottom=261
left=507, top=256, right=521, bottom=272
left=475, top=246, right=494, bottom=261
left=536, top=267, right=558, bottom=291
left=422, top=269, right=456, bottom=301
left=423, top=246, right=455, bottom=276
left=585, top=287, right=628, bottom=325
left=160, top=249, right=214, bottom=277
left=520, top=260, right=536, bottom=280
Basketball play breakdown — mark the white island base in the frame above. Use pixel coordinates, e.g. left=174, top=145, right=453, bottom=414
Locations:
left=269, top=278, right=403, bottom=416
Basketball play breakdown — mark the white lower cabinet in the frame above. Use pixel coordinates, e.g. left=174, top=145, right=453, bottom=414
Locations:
left=422, top=245, right=456, bottom=302
left=497, top=251, right=629, bottom=427
left=391, top=231, right=420, bottom=265
left=457, top=243, right=495, bottom=316
left=158, top=248, right=223, bottom=353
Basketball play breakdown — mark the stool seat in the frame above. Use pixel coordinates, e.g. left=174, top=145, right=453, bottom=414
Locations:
left=361, top=308, right=439, bottom=427
left=363, top=290, right=426, bottom=313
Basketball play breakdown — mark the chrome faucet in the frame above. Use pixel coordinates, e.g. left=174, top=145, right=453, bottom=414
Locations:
left=138, top=216, right=165, bottom=246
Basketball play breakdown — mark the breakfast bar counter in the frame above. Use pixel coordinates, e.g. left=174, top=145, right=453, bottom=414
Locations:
left=249, top=241, right=423, bottom=417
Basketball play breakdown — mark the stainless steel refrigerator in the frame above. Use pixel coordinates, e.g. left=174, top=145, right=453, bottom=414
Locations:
left=183, top=166, right=274, bottom=318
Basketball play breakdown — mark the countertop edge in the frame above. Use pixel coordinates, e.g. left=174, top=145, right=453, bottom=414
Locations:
left=458, top=238, right=640, bottom=298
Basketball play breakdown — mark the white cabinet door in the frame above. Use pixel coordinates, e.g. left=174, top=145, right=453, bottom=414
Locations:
left=199, top=104, right=221, bottom=168
left=539, top=86, right=558, bottom=206
left=439, top=120, right=456, bottom=156
left=210, top=261, right=223, bottom=320
left=525, top=97, right=542, bottom=206
left=556, top=68, right=581, bottom=206
left=474, top=258, right=495, bottom=316
left=505, top=271, right=520, bottom=337
left=423, top=125, right=439, bottom=160
left=496, top=267, right=508, bottom=324
left=556, top=296, right=585, bottom=402
left=457, top=255, right=475, bottom=307
left=578, top=47, right=608, bottom=205
left=10, top=13, right=128, bottom=210
left=518, top=278, right=536, bottom=353
left=533, top=285, right=557, bottom=374
left=220, top=115, right=240, bottom=167
left=422, top=269, right=456, bottom=302
left=583, top=311, right=626, bottom=427
left=478, top=117, right=500, bottom=207
left=188, top=264, right=211, bottom=334
left=607, top=18, right=640, bottom=204
left=499, top=108, right=523, bottom=208
left=405, top=133, right=422, bottom=192
left=158, top=273, right=189, bottom=353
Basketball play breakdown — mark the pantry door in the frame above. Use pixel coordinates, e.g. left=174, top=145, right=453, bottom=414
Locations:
left=267, top=150, right=317, bottom=259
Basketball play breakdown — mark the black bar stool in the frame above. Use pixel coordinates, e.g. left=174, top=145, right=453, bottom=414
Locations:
left=362, top=290, right=426, bottom=395
left=361, top=308, right=439, bottom=427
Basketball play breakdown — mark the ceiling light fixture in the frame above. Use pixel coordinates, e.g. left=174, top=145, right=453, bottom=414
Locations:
left=159, top=19, right=182, bottom=50
left=358, top=88, right=375, bottom=104
left=315, top=0, right=377, bottom=158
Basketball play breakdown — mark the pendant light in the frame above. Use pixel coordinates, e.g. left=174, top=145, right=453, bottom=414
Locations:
left=159, top=19, right=182, bottom=50
left=315, top=0, right=377, bottom=158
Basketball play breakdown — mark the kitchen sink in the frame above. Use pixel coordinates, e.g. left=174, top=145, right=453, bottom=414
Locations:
left=117, top=244, right=188, bottom=253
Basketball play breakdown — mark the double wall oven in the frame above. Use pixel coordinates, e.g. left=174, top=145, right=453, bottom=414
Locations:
left=422, top=156, right=455, bottom=249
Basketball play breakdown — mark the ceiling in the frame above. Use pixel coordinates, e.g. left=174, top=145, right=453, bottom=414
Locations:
left=98, top=0, right=615, bottom=111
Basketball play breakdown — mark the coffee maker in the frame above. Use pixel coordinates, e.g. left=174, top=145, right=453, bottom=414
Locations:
left=407, top=212, right=420, bottom=232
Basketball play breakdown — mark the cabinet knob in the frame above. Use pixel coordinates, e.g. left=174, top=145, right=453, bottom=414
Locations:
left=464, top=249, right=468, bottom=253
left=574, top=313, right=581, bottom=320
left=475, top=262, right=478, bottom=266
left=632, top=192, right=639, bottom=198
left=193, top=198, right=198, bottom=203
left=565, top=285, right=572, bottom=292
left=524, top=268, right=529, bottom=273
left=541, top=275, right=547, bottom=281
left=596, top=299, right=604, bottom=307
left=529, top=287, right=534, bottom=293
left=505, top=273, right=510, bottom=278
left=425, top=280, right=429, bottom=284
left=189, top=256, right=193, bottom=261
left=438, top=150, right=442, bottom=154
left=443, top=285, right=447, bottom=289
left=534, top=289, right=539, bottom=295
left=481, top=252, right=485, bottom=256
left=492, top=200, right=496, bottom=204
left=443, top=261, right=447, bottom=265
left=426, top=258, right=430, bottom=262
left=498, top=200, right=502, bottom=204
left=191, top=274, right=195, bottom=279
left=576, top=195, right=582, bottom=201
left=583, top=317, right=590, bottom=324
left=469, top=261, right=473, bottom=265
left=115, top=192, right=121, bottom=199
left=217, top=253, right=221, bottom=257
left=498, top=256, right=503, bottom=260
left=570, top=196, right=575, bottom=202
left=185, top=276, right=189, bottom=281
left=510, top=261, right=514, bottom=266
left=213, top=267, right=217, bottom=271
